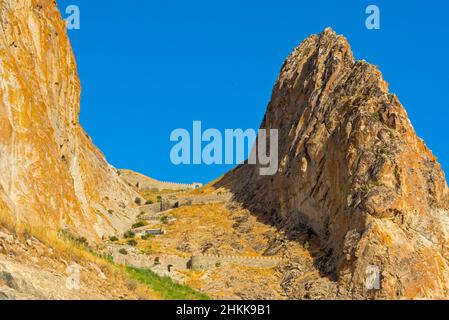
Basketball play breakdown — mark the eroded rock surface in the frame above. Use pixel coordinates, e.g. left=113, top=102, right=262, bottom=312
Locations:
left=217, top=28, right=449, bottom=299
left=0, top=0, right=140, bottom=240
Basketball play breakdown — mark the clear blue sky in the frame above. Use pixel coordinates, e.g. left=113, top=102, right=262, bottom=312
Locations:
left=57, top=0, right=448, bottom=184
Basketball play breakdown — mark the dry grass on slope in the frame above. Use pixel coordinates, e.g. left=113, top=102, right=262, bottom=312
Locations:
left=143, top=202, right=287, bottom=299
left=149, top=203, right=278, bottom=257
left=0, top=208, right=159, bottom=300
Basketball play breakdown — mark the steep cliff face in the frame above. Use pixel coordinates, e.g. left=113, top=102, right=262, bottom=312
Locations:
left=217, top=28, right=449, bottom=299
left=0, top=0, right=140, bottom=239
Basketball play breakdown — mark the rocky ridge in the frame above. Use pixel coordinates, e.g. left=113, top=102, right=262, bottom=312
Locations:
left=217, top=28, right=449, bottom=299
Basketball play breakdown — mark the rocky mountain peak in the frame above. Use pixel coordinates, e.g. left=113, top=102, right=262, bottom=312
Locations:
left=217, top=28, right=449, bottom=299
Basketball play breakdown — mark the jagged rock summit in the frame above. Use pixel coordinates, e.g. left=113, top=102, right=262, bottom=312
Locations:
left=217, top=28, right=449, bottom=299
left=0, top=0, right=141, bottom=239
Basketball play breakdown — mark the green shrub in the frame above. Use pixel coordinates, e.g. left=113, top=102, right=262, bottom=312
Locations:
left=372, top=111, right=381, bottom=121
left=109, top=236, right=119, bottom=242
left=124, top=231, right=135, bottom=239
left=141, top=234, right=153, bottom=241
left=361, top=184, right=370, bottom=195
left=108, top=209, right=114, bottom=215
left=77, top=237, right=88, bottom=247
left=96, top=253, right=114, bottom=262
left=127, top=239, right=138, bottom=247
left=135, top=197, right=142, bottom=206
left=160, top=216, right=169, bottom=224
left=145, top=200, right=154, bottom=205
left=132, top=221, right=146, bottom=229
left=58, top=230, right=89, bottom=247
left=119, top=248, right=128, bottom=255
left=303, top=241, right=311, bottom=250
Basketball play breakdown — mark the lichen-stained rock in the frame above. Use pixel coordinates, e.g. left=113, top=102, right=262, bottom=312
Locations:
left=0, top=0, right=140, bottom=240
left=217, top=28, right=449, bottom=299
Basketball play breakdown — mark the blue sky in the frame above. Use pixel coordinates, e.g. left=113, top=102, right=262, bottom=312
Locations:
left=57, top=0, right=448, bottom=184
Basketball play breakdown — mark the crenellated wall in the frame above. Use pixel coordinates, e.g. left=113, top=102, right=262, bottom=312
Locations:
left=109, top=245, right=282, bottom=272
left=189, top=254, right=282, bottom=270
left=118, top=169, right=202, bottom=191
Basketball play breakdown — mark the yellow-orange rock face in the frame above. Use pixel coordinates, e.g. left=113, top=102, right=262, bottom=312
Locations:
left=218, top=28, right=449, bottom=299
left=0, top=0, right=140, bottom=239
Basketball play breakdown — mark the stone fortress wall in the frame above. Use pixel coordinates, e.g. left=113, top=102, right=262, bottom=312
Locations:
left=109, top=245, right=282, bottom=272
left=138, top=192, right=233, bottom=216
left=189, top=254, right=282, bottom=270
left=117, top=169, right=202, bottom=191
left=157, top=181, right=203, bottom=190
left=148, top=253, right=282, bottom=271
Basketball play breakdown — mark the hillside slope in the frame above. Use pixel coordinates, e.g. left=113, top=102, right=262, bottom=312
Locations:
left=0, top=225, right=156, bottom=300
left=217, top=28, right=449, bottom=299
